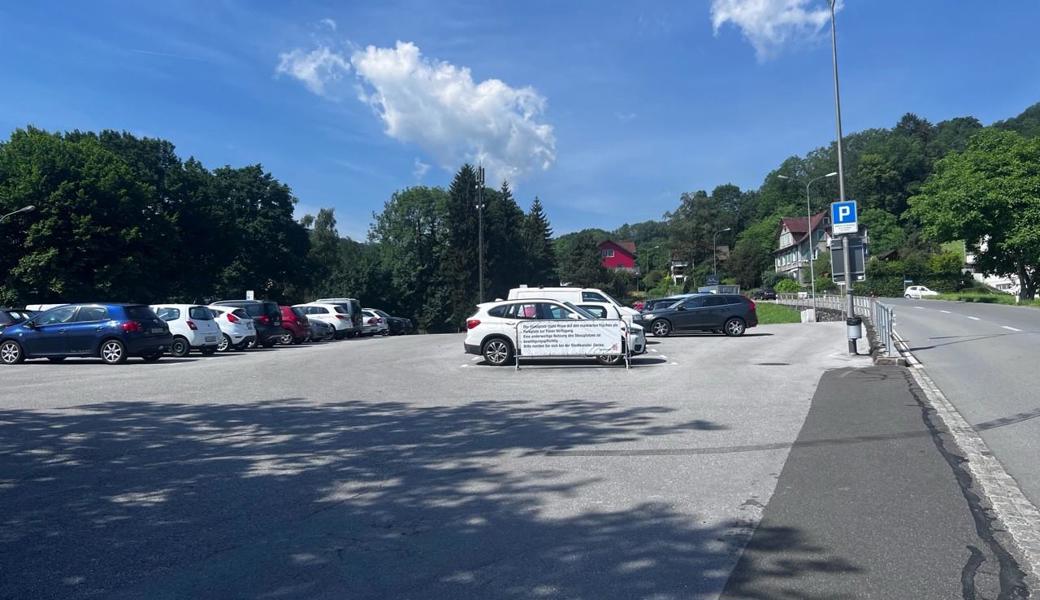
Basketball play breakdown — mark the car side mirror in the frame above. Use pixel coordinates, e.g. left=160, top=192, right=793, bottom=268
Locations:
left=569, top=313, right=581, bottom=319
left=676, top=305, right=686, bottom=311
left=24, top=321, right=36, bottom=329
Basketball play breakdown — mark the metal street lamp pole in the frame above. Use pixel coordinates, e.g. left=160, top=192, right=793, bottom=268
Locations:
left=712, top=227, right=731, bottom=279
left=0, top=205, right=35, bottom=223
left=476, top=166, right=486, bottom=304
left=829, top=0, right=856, bottom=354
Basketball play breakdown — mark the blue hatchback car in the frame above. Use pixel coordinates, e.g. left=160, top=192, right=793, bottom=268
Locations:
left=0, top=303, right=173, bottom=365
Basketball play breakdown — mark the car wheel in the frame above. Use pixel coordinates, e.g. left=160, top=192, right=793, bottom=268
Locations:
left=99, top=339, right=128, bottom=364
left=218, top=334, right=231, bottom=352
left=381, top=330, right=390, bottom=336
left=651, top=319, right=671, bottom=337
left=142, top=353, right=162, bottom=363
left=170, top=336, right=190, bottom=357
left=596, top=354, right=623, bottom=366
left=0, top=340, right=25, bottom=364
left=724, top=318, right=746, bottom=337
left=280, top=331, right=293, bottom=345
left=47, top=357, right=66, bottom=363
left=482, top=338, right=514, bottom=366
left=200, top=347, right=217, bottom=356
left=904, top=294, right=912, bottom=299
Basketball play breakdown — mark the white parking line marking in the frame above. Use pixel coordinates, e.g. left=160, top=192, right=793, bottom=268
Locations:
left=967, top=316, right=981, bottom=321
left=914, top=306, right=925, bottom=310
left=650, top=348, right=659, bottom=353
left=940, top=310, right=951, bottom=314
left=670, top=362, right=679, bottom=366
left=1002, top=326, right=1022, bottom=332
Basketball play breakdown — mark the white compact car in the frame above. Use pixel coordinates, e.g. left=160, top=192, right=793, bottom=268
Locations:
left=361, top=309, right=389, bottom=336
left=207, top=305, right=257, bottom=351
left=295, top=303, right=354, bottom=340
left=464, top=298, right=647, bottom=367
left=151, top=304, right=223, bottom=356
left=904, top=285, right=940, bottom=299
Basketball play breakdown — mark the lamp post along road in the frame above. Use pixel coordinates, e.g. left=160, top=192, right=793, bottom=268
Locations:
left=476, top=166, right=486, bottom=304
left=713, top=228, right=730, bottom=280
left=0, top=205, right=35, bottom=223
left=778, top=173, right=836, bottom=322
left=829, top=0, right=856, bottom=354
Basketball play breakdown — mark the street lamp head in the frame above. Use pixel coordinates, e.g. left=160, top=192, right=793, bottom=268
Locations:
left=825, top=172, right=838, bottom=178
left=721, top=227, right=731, bottom=232
left=776, top=174, right=790, bottom=180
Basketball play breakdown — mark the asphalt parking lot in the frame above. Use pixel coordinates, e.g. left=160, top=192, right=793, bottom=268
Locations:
left=0, top=323, right=869, bottom=599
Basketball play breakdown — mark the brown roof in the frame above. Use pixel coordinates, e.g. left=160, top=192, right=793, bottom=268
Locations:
left=777, top=212, right=829, bottom=251
left=599, top=239, right=637, bottom=256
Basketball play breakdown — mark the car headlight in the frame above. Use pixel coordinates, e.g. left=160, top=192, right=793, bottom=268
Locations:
left=643, top=314, right=654, bottom=320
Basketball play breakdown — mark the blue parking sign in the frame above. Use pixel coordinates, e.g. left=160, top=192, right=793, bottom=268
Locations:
left=831, top=200, right=858, bottom=234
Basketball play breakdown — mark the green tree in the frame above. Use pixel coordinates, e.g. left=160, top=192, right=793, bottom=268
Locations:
left=859, top=208, right=906, bottom=256
left=522, top=196, right=557, bottom=285
left=560, top=232, right=607, bottom=287
left=909, top=129, right=1040, bottom=300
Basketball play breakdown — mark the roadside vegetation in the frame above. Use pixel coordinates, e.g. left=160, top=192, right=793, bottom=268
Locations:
left=930, top=293, right=1040, bottom=307
left=755, top=302, right=802, bottom=324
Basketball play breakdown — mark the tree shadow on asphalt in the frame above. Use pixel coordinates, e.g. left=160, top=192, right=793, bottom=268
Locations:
left=0, top=397, right=856, bottom=599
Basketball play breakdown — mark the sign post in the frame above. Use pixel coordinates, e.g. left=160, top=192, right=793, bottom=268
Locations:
left=831, top=200, right=859, bottom=353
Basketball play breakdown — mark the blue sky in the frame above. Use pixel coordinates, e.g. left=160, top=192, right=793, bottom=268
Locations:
left=3, top=1, right=1039, bottom=239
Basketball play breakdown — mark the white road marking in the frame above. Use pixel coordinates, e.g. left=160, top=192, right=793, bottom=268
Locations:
left=1002, top=326, right=1022, bottom=332
left=967, top=316, right=981, bottom=321
left=940, top=310, right=951, bottom=314
left=914, top=306, right=925, bottom=310
left=650, top=348, right=659, bottom=353
left=669, top=362, right=679, bottom=366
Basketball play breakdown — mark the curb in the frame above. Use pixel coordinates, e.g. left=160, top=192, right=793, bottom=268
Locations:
left=893, top=330, right=1040, bottom=590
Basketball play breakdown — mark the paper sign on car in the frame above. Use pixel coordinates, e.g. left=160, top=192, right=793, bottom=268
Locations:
left=517, top=320, right=624, bottom=357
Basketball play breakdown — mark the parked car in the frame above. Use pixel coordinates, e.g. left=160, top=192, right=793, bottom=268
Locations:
left=295, top=303, right=354, bottom=339
left=308, top=318, right=335, bottom=342
left=313, top=298, right=363, bottom=336
left=464, top=298, right=646, bottom=367
left=211, top=300, right=283, bottom=347
left=0, top=308, right=33, bottom=332
left=751, top=288, right=777, bottom=301
left=367, top=308, right=411, bottom=335
left=508, top=287, right=641, bottom=324
left=207, top=305, right=256, bottom=351
left=636, top=294, right=758, bottom=337
left=904, top=285, right=939, bottom=299
left=151, top=304, right=222, bottom=357
left=641, top=294, right=699, bottom=313
left=361, top=309, right=389, bottom=336
left=279, top=306, right=311, bottom=345
left=0, top=303, right=172, bottom=365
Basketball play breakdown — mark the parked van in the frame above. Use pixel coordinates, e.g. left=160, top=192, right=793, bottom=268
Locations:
left=507, top=286, right=639, bottom=324
left=313, top=298, right=363, bottom=337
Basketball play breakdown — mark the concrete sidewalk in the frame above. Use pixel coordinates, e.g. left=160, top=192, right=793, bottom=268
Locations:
left=721, top=366, right=1030, bottom=599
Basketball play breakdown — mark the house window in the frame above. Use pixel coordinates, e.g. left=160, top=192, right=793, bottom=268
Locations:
left=601, top=248, right=614, bottom=258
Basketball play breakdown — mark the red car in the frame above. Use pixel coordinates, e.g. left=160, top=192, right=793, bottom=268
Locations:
left=279, top=306, right=311, bottom=345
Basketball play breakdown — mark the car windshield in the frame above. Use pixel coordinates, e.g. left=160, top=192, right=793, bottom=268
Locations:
left=563, top=302, right=598, bottom=319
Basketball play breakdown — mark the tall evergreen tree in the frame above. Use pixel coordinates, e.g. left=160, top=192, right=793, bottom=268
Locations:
left=560, top=232, right=607, bottom=287
left=437, top=164, right=481, bottom=330
left=484, top=181, right=527, bottom=299
left=522, top=196, right=557, bottom=285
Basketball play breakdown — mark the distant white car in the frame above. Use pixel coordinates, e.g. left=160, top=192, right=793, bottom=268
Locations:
left=207, top=305, right=257, bottom=351
left=464, top=298, right=647, bottom=366
left=904, top=285, right=940, bottom=299
left=361, top=309, right=389, bottom=336
left=152, top=304, right=222, bottom=356
left=294, top=303, right=353, bottom=340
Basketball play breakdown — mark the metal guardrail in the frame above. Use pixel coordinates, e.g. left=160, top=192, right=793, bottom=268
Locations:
left=775, top=294, right=896, bottom=357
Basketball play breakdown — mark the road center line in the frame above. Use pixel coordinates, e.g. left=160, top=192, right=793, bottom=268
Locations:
left=940, top=310, right=952, bottom=314
left=967, top=316, right=981, bottom=321
left=1001, top=326, right=1022, bottom=332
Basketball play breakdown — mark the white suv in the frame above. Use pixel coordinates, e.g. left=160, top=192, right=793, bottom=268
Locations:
left=464, top=299, right=647, bottom=366
left=295, top=303, right=353, bottom=339
left=904, top=285, right=939, bottom=299
left=151, top=304, right=223, bottom=356
left=207, top=305, right=257, bottom=351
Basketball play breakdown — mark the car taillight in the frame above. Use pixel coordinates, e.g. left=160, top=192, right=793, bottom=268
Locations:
left=335, top=315, right=348, bottom=320
left=186, top=320, right=198, bottom=330
left=367, top=317, right=376, bottom=325
left=121, top=321, right=142, bottom=333
left=747, top=299, right=756, bottom=311
left=257, top=315, right=270, bottom=325
left=466, top=319, right=481, bottom=330
left=226, top=313, right=239, bottom=323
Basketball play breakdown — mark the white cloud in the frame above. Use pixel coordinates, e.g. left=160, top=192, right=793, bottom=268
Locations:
left=320, top=18, right=337, bottom=31
left=710, top=0, right=839, bottom=60
left=275, top=46, right=350, bottom=97
left=413, top=158, right=431, bottom=179
left=276, top=40, right=555, bottom=184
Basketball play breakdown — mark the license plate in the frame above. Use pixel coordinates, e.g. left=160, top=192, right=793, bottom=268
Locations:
left=150, top=328, right=164, bottom=334
left=205, top=336, right=216, bottom=342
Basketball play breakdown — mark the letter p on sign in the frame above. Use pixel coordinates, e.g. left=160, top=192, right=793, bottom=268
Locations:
left=831, top=200, right=858, bottom=235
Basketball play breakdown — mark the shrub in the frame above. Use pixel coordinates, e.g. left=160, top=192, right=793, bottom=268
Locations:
left=774, top=278, right=802, bottom=293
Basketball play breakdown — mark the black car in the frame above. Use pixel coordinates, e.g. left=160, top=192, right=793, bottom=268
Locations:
left=635, top=294, right=758, bottom=337
left=751, top=288, right=777, bottom=300
left=642, top=294, right=697, bottom=313
left=211, top=300, right=283, bottom=347
left=370, top=309, right=413, bottom=335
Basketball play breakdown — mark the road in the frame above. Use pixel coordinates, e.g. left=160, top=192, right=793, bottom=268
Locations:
left=0, top=322, right=1030, bottom=598
left=887, top=297, right=1040, bottom=508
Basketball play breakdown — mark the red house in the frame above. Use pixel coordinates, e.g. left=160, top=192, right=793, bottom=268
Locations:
left=598, top=239, right=637, bottom=272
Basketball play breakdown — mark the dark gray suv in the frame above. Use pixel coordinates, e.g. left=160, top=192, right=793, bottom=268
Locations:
left=636, top=294, right=758, bottom=337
